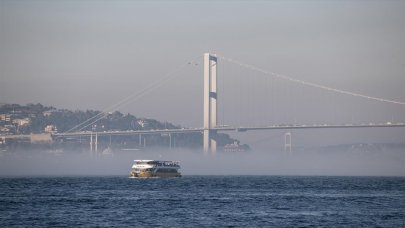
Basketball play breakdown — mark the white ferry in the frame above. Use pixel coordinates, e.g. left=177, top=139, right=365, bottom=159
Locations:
left=129, top=160, right=181, bottom=178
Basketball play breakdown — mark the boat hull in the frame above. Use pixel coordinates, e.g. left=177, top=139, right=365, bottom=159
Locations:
left=129, top=171, right=181, bottom=178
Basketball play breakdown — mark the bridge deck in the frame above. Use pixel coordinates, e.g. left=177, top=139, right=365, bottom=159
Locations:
left=46, top=123, right=405, bottom=138
left=3, top=123, right=404, bottom=139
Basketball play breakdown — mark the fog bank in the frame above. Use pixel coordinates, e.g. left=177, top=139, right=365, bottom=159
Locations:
left=0, top=148, right=404, bottom=177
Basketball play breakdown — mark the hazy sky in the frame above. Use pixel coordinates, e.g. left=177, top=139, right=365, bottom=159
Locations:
left=1, top=0, right=405, bottom=147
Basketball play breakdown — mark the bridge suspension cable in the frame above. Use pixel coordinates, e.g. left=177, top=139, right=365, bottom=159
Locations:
left=65, top=56, right=202, bottom=133
left=218, top=55, right=405, bottom=106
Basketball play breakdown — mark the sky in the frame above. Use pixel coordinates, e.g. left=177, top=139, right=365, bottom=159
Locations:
left=1, top=0, right=405, bottom=148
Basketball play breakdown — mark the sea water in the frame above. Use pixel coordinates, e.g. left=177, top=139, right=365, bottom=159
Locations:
left=1, top=176, right=404, bottom=227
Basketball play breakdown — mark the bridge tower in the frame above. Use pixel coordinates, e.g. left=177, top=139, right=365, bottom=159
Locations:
left=203, top=53, right=218, bottom=154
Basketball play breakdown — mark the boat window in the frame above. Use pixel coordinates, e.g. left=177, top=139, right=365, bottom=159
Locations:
left=157, top=168, right=177, bottom=173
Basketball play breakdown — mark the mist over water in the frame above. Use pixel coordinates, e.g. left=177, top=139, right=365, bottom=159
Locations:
left=1, top=148, right=404, bottom=177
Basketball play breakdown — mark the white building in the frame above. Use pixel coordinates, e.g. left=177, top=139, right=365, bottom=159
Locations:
left=44, top=125, right=58, bottom=133
left=0, top=114, right=11, bottom=122
left=12, top=118, right=31, bottom=126
left=137, top=119, right=148, bottom=128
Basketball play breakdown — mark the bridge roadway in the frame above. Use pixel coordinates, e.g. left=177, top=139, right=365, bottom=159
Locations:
left=2, top=123, right=404, bottom=140
left=51, top=122, right=405, bottom=138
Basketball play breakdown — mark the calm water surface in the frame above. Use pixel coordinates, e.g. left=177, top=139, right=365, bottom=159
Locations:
left=1, top=176, right=404, bottom=227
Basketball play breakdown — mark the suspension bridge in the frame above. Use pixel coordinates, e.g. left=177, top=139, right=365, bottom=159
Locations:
left=53, top=53, right=405, bottom=154
left=5, top=53, right=405, bottom=154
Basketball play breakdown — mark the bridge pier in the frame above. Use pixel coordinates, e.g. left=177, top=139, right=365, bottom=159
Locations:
left=95, top=132, right=98, bottom=154
left=168, top=133, right=172, bottom=149
left=203, top=53, right=218, bottom=155
left=284, top=132, right=292, bottom=154
left=90, top=132, right=93, bottom=153
left=90, top=132, right=98, bottom=155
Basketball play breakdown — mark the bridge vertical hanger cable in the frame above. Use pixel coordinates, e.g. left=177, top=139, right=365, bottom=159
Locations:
left=265, top=72, right=268, bottom=125
left=272, top=74, right=275, bottom=124
left=288, top=75, right=293, bottom=124
left=250, top=68, right=253, bottom=125
left=255, top=71, right=258, bottom=125
left=237, top=65, right=241, bottom=127
left=298, top=80, right=301, bottom=123
left=249, top=68, right=253, bottom=124
left=221, top=59, right=225, bottom=127
left=292, top=79, right=297, bottom=124
left=248, top=67, right=252, bottom=124
left=218, top=55, right=405, bottom=106
left=250, top=68, right=254, bottom=124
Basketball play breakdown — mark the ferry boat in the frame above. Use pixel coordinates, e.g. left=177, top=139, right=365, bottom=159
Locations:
left=129, top=160, right=181, bottom=178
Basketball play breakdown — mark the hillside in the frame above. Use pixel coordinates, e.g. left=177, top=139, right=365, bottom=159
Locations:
left=0, top=103, right=248, bottom=151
